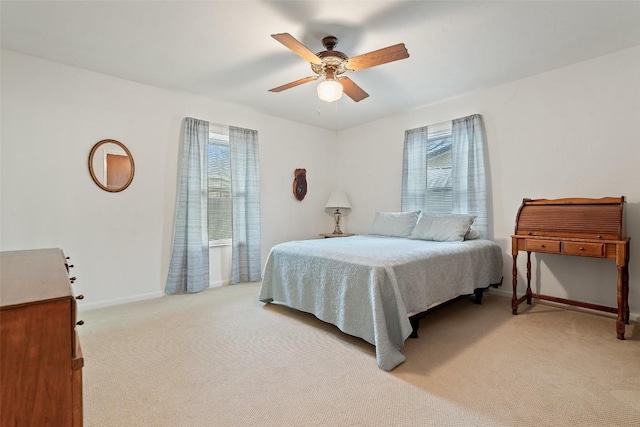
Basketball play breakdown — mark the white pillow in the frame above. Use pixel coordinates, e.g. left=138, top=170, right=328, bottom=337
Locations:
left=368, top=211, right=420, bottom=237
left=464, top=226, right=482, bottom=240
left=409, top=213, right=476, bottom=242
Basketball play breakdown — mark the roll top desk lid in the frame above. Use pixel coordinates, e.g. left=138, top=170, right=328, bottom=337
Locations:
left=514, top=197, right=626, bottom=241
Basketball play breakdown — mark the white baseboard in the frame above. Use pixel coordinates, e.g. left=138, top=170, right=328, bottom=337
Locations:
left=210, top=279, right=231, bottom=287
left=489, top=287, right=639, bottom=322
left=79, top=291, right=165, bottom=311
left=79, top=281, right=230, bottom=311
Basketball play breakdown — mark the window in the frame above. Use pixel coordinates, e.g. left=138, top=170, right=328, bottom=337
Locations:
left=402, top=121, right=453, bottom=214
left=402, top=114, right=488, bottom=237
left=166, top=117, right=261, bottom=293
left=424, top=129, right=452, bottom=213
left=208, top=127, right=231, bottom=244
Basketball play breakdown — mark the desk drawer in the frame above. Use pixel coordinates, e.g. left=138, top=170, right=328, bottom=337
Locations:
left=562, top=242, right=605, bottom=257
left=525, top=239, right=560, bottom=253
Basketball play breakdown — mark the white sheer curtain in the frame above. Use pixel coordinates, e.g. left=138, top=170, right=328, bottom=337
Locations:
left=451, top=114, right=488, bottom=237
left=401, top=126, right=429, bottom=212
left=229, top=126, right=261, bottom=284
left=165, top=119, right=261, bottom=293
left=401, top=114, right=489, bottom=237
left=165, top=117, right=210, bottom=293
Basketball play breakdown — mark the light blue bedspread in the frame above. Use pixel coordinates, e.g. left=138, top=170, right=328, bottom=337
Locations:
left=259, top=235, right=503, bottom=371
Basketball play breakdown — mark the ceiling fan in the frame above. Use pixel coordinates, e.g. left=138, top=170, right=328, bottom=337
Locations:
left=269, top=33, right=409, bottom=102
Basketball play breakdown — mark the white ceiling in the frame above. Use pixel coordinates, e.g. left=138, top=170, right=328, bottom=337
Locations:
left=2, top=1, right=640, bottom=130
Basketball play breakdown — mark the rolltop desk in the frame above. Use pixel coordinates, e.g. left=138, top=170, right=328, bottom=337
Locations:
left=511, top=197, right=630, bottom=339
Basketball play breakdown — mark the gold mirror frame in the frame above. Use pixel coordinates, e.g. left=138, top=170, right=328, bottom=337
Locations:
left=88, top=139, right=135, bottom=193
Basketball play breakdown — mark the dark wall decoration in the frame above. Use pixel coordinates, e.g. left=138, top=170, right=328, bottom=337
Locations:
left=293, top=169, right=307, bottom=201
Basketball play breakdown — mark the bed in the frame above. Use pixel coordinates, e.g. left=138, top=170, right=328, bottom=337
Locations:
left=258, top=211, right=504, bottom=371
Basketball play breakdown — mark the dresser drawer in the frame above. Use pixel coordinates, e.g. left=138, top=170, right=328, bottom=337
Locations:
left=562, top=242, right=605, bottom=257
left=525, top=239, right=560, bottom=253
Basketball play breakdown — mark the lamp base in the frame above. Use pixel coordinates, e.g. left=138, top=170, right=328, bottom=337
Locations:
left=333, top=209, right=343, bottom=234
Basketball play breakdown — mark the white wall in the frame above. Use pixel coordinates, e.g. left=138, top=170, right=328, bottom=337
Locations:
left=1, top=50, right=337, bottom=308
left=336, top=45, right=640, bottom=319
left=3, top=45, right=639, bottom=318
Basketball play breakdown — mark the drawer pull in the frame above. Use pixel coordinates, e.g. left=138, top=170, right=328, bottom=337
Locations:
left=597, top=235, right=602, bottom=239
left=580, top=247, right=585, bottom=251
left=540, top=244, right=545, bottom=248
left=76, top=320, right=84, bottom=326
left=68, top=264, right=74, bottom=268
left=76, top=295, right=84, bottom=300
left=69, top=276, right=77, bottom=283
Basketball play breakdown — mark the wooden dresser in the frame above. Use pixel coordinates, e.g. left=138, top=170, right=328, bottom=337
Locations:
left=1, top=248, right=84, bottom=426
left=511, top=197, right=630, bottom=339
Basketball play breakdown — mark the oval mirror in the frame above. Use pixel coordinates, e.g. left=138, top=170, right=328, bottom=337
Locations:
left=88, top=139, right=135, bottom=192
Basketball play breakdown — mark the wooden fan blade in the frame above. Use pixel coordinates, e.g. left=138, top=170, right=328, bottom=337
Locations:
left=340, top=77, right=369, bottom=102
left=346, top=43, right=409, bottom=71
left=269, top=76, right=319, bottom=93
left=272, top=33, right=322, bottom=65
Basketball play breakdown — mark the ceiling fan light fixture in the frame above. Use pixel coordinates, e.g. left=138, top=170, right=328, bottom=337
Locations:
left=270, top=33, right=407, bottom=103
left=317, top=79, right=343, bottom=102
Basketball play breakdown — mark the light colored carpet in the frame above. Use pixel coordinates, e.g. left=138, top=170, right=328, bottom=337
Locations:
left=78, top=283, right=640, bottom=426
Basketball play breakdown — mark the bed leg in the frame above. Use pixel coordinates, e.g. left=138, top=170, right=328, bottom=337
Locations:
left=409, top=317, right=420, bottom=338
left=473, top=288, right=484, bottom=304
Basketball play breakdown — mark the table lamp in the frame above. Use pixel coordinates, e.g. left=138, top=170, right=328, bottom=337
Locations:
left=325, top=191, right=351, bottom=234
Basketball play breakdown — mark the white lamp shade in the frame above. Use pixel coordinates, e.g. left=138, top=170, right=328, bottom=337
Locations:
left=317, top=79, right=343, bottom=102
left=325, top=191, right=351, bottom=209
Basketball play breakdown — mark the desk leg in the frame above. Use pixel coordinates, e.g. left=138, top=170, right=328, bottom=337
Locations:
left=512, top=254, right=518, bottom=314
left=526, top=251, right=532, bottom=304
left=623, top=265, right=630, bottom=324
left=616, top=265, right=626, bottom=340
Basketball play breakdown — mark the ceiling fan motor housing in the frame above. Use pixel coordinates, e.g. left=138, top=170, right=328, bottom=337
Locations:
left=311, top=36, right=348, bottom=78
